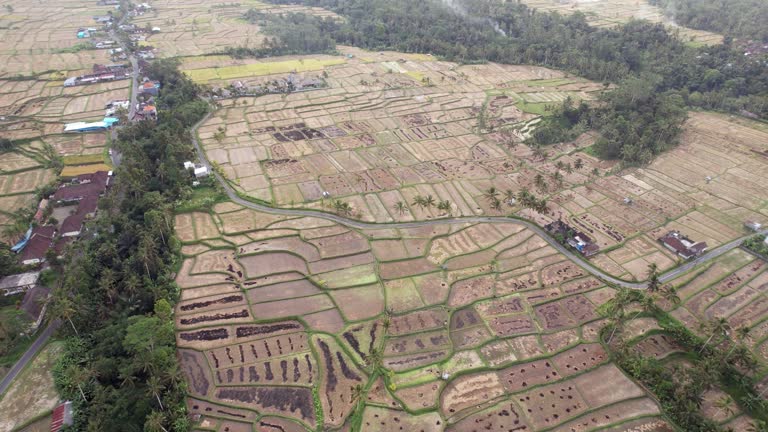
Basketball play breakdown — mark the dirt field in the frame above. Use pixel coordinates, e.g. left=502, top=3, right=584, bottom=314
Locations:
left=518, top=0, right=722, bottom=45
left=196, top=42, right=768, bottom=281
left=0, top=341, right=63, bottom=432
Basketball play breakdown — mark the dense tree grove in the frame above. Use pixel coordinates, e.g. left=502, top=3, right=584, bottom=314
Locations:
left=254, top=0, right=768, bottom=163
left=235, top=10, right=337, bottom=57
left=649, top=0, right=768, bottom=42
left=51, top=59, right=204, bottom=431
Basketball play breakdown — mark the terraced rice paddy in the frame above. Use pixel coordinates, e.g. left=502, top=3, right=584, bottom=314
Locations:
left=174, top=201, right=682, bottom=431
left=518, top=0, right=722, bottom=45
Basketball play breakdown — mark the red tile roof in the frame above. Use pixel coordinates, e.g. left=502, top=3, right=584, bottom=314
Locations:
left=53, top=171, right=109, bottom=201
left=61, top=213, right=85, bottom=235
left=20, top=232, right=54, bottom=263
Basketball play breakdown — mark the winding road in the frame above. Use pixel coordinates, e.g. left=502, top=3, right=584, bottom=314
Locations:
left=188, top=109, right=768, bottom=289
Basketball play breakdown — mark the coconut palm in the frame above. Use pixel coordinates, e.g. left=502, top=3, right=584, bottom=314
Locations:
left=534, top=174, right=547, bottom=191
left=144, top=411, right=169, bottom=432
left=147, top=375, right=165, bottom=410
left=423, top=195, right=436, bottom=208
left=393, top=201, right=408, bottom=215
left=747, top=420, right=768, bottom=432
left=646, top=263, right=661, bottom=293
left=658, top=284, right=681, bottom=307
left=503, top=189, right=516, bottom=205
left=412, top=195, right=426, bottom=209
left=574, top=158, right=584, bottom=170
left=482, top=187, right=499, bottom=203
left=490, top=197, right=502, bottom=212
left=700, top=318, right=731, bottom=354
left=552, top=171, right=564, bottom=187
left=437, top=200, right=452, bottom=214
left=564, top=163, right=573, bottom=174
left=555, top=160, right=565, bottom=171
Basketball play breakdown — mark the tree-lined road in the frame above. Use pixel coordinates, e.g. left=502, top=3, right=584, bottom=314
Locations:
left=188, top=109, right=768, bottom=290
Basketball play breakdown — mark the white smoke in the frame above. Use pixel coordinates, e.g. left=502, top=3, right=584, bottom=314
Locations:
left=438, top=0, right=507, bottom=36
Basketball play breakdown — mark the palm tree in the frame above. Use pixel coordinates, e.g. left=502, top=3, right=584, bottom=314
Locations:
left=725, top=326, right=751, bottom=360
left=393, top=201, right=408, bottom=215
left=483, top=187, right=499, bottom=203
left=555, top=160, right=565, bottom=171
left=646, top=263, right=660, bottom=293
left=147, top=375, right=165, bottom=410
left=412, top=195, right=426, bottom=209
left=747, top=420, right=768, bottom=432
left=564, top=163, right=573, bottom=174
left=605, top=289, right=632, bottom=344
left=713, top=395, right=735, bottom=419
left=659, top=284, right=681, bottom=307
left=332, top=200, right=353, bottom=216
left=699, top=318, right=731, bottom=354
left=534, top=174, right=547, bottom=191
left=490, top=197, right=502, bottom=212
left=423, top=195, right=436, bottom=208
left=144, top=411, right=169, bottom=432
left=437, top=200, right=451, bottom=214
left=65, top=364, right=94, bottom=402
left=574, top=158, right=584, bottom=170
left=552, top=171, right=564, bottom=187
left=503, top=189, right=516, bottom=205
left=49, top=294, right=79, bottom=336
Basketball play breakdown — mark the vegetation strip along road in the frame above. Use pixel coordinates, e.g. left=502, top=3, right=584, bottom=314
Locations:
left=188, top=107, right=768, bottom=290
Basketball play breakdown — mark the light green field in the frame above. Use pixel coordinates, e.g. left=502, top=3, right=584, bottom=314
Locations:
left=184, top=58, right=346, bottom=83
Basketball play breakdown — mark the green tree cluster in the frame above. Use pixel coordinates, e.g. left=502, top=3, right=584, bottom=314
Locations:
left=649, top=0, right=768, bottom=42
left=49, top=59, right=206, bottom=431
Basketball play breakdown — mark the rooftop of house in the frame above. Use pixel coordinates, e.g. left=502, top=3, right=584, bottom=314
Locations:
left=0, top=271, right=40, bottom=291
left=19, top=233, right=54, bottom=262
left=53, top=171, right=109, bottom=201
left=61, top=213, right=86, bottom=235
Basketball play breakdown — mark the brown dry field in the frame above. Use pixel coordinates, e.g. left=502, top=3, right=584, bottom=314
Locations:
left=518, top=0, right=722, bottom=45
left=131, top=0, right=340, bottom=58
left=196, top=45, right=768, bottom=281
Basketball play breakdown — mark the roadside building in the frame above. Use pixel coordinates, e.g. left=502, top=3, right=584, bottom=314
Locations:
left=658, top=231, right=708, bottom=259
left=544, top=220, right=600, bottom=257
left=0, top=271, right=40, bottom=296
left=745, top=221, right=763, bottom=232
left=18, top=226, right=56, bottom=265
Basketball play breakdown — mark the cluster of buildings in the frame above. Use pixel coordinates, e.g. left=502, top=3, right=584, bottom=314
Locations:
left=11, top=171, right=112, bottom=266
left=212, top=74, right=326, bottom=99
left=544, top=220, right=600, bottom=257
left=658, top=231, right=708, bottom=260
left=63, top=63, right=131, bottom=87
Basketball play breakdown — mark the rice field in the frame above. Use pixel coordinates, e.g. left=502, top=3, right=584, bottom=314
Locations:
left=519, top=0, right=723, bottom=45
left=174, top=201, right=682, bottom=431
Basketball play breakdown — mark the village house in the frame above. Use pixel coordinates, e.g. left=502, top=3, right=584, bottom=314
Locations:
left=544, top=220, right=600, bottom=257
left=659, top=231, right=708, bottom=260
left=19, top=226, right=56, bottom=265
left=184, top=161, right=210, bottom=178
left=0, top=271, right=40, bottom=296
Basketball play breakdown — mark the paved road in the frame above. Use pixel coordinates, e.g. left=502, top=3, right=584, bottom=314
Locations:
left=188, top=109, right=768, bottom=289
left=0, top=320, right=61, bottom=397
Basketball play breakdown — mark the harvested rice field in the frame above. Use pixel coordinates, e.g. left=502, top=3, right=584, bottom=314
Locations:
left=131, top=0, right=340, bottom=58
left=518, top=0, right=722, bottom=46
left=174, top=201, right=679, bottom=431
left=196, top=45, right=768, bottom=282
